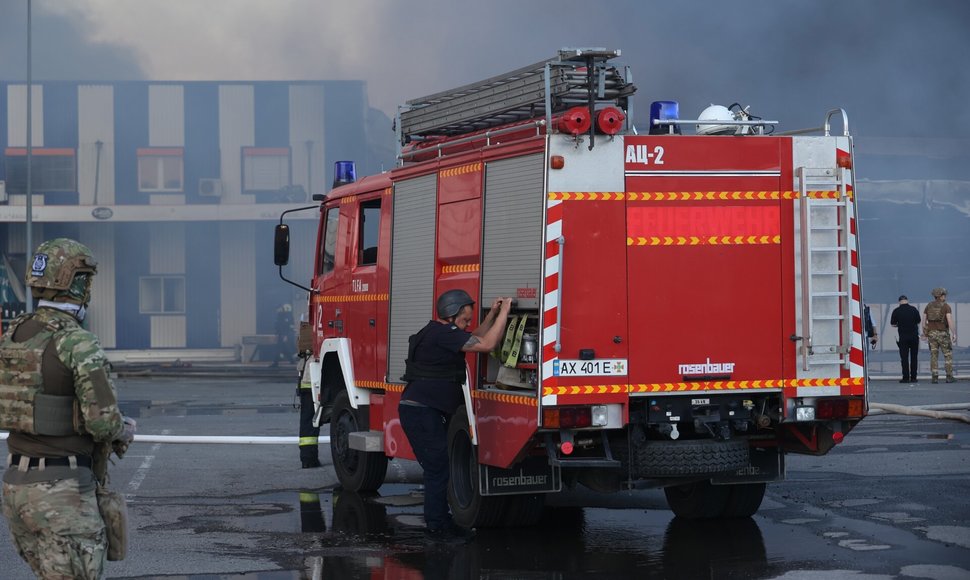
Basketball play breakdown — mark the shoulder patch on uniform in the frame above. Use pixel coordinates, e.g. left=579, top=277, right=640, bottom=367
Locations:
left=89, top=366, right=117, bottom=409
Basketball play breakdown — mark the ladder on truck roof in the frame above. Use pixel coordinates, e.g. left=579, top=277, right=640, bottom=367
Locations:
left=397, top=48, right=636, bottom=148
left=799, top=166, right=853, bottom=373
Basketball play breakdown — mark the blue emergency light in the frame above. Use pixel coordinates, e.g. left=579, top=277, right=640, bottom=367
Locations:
left=332, top=161, right=357, bottom=188
left=649, top=100, right=681, bottom=135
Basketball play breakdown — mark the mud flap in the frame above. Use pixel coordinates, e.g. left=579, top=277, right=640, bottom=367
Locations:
left=479, top=456, right=562, bottom=496
left=712, top=446, right=785, bottom=484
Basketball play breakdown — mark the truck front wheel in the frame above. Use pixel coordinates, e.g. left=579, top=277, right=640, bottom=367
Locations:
left=330, top=390, right=388, bottom=492
left=447, top=406, right=506, bottom=528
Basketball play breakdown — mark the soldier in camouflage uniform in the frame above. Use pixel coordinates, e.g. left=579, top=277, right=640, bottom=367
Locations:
left=921, top=287, right=957, bottom=384
left=0, top=238, right=135, bottom=579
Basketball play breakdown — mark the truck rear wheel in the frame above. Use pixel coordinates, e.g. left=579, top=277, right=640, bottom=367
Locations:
left=664, top=480, right=767, bottom=519
left=447, top=406, right=507, bottom=528
left=330, top=390, right=388, bottom=492
left=721, top=482, right=767, bottom=518
left=664, top=480, right=730, bottom=519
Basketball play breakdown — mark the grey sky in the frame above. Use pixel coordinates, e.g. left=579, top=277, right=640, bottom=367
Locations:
left=2, top=0, right=968, bottom=146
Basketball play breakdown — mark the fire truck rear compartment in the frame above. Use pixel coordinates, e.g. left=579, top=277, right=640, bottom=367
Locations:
left=637, top=393, right=782, bottom=440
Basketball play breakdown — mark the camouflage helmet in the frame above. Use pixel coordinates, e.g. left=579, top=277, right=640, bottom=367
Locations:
left=26, top=238, right=98, bottom=304
left=931, top=287, right=947, bottom=298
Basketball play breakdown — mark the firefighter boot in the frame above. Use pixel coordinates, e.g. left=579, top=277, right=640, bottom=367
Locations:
left=946, top=375, right=956, bottom=383
left=931, top=375, right=939, bottom=384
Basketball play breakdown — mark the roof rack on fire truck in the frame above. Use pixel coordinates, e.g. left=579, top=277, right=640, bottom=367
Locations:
left=396, top=48, right=636, bottom=157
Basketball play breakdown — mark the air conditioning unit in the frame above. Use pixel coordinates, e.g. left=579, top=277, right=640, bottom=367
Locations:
left=198, top=178, right=224, bottom=197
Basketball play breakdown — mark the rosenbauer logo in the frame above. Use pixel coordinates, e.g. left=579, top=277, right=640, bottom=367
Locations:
left=678, top=357, right=735, bottom=377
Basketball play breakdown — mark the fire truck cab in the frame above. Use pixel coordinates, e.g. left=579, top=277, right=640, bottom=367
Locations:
left=275, top=48, right=868, bottom=525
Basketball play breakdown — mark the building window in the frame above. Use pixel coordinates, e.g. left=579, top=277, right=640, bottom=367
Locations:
left=3, top=148, right=76, bottom=192
left=137, top=148, right=184, bottom=192
left=242, top=147, right=291, bottom=192
left=139, top=276, right=186, bottom=314
left=317, top=207, right=340, bottom=276
left=358, top=199, right=381, bottom=266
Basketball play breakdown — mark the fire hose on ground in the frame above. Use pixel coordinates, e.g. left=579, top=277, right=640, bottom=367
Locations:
left=867, top=402, right=970, bottom=424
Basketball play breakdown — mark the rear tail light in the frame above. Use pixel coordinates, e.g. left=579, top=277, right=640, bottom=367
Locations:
left=543, top=405, right=608, bottom=429
left=817, top=398, right=863, bottom=419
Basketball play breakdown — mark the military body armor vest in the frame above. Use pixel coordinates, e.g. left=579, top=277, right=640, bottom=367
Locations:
left=401, top=322, right=466, bottom=383
left=925, top=301, right=946, bottom=323
left=0, top=315, right=79, bottom=435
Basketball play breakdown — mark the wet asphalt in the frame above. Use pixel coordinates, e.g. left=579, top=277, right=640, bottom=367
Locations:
left=0, top=370, right=967, bottom=579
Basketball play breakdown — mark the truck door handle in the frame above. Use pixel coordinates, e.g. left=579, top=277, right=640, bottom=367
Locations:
left=790, top=334, right=803, bottom=342
left=369, top=319, right=376, bottom=326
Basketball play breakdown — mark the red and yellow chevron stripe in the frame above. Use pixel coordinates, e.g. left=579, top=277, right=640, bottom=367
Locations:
left=440, top=163, right=482, bottom=178
left=312, top=293, right=389, bottom=303
left=627, top=235, right=780, bottom=246
left=548, top=190, right=853, bottom=202
left=441, top=264, right=480, bottom=274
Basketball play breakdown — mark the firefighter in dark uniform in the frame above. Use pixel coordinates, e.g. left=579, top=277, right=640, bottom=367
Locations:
left=297, top=356, right=321, bottom=468
left=0, top=238, right=136, bottom=579
left=398, top=290, right=512, bottom=539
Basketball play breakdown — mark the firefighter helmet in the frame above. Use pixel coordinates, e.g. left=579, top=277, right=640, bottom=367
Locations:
left=931, top=287, right=947, bottom=298
left=436, top=289, right=475, bottom=319
left=26, top=238, right=98, bottom=305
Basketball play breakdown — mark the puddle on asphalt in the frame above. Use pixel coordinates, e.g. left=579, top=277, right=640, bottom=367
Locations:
left=164, top=484, right=774, bottom=579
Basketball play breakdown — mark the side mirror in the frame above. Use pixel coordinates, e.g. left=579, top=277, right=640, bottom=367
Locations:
left=274, top=224, right=290, bottom=266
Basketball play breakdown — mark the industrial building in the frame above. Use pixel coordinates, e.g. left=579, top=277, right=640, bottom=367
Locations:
left=0, top=80, right=393, bottom=362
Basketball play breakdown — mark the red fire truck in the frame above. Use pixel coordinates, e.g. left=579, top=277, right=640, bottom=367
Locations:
left=275, top=48, right=868, bottom=524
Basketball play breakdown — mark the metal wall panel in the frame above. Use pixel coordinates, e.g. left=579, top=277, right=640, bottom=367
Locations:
left=78, top=85, right=115, bottom=205
left=151, top=315, right=187, bottom=348
left=6, top=85, right=43, bottom=147
left=481, top=154, right=545, bottom=306
left=218, top=85, right=255, bottom=204
left=219, top=222, right=257, bottom=347
left=80, top=223, right=116, bottom=348
left=150, top=223, right=186, bottom=274
left=387, top=174, right=438, bottom=383
left=289, top=85, right=326, bottom=199
left=148, top=85, right=185, bottom=147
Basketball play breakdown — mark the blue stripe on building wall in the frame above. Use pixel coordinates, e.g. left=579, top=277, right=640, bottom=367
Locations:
left=114, top=83, right=149, bottom=206
left=185, top=222, right=221, bottom=347
left=184, top=83, right=220, bottom=205
left=41, top=83, right=80, bottom=206
left=254, top=83, right=289, bottom=148
left=115, top=222, right=150, bottom=349
left=43, top=83, right=78, bottom=148
left=0, top=83, right=7, bottom=183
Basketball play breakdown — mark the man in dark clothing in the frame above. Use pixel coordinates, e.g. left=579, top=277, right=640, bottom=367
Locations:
left=398, top=290, right=512, bottom=541
left=891, top=295, right=922, bottom=383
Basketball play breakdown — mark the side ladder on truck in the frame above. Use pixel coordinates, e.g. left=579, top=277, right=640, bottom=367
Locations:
left=798, top=166, right=852, bottom=372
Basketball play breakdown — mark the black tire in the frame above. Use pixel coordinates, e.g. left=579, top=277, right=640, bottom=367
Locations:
left=721, top=482, right=767, bottom=518
left=447, top=406, right=507, bottom=528
left=664, top=480, right=730, bottom=519
left=634, top=439, right=749, bottom=477
left=330, top=390, right=388, bottom=492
